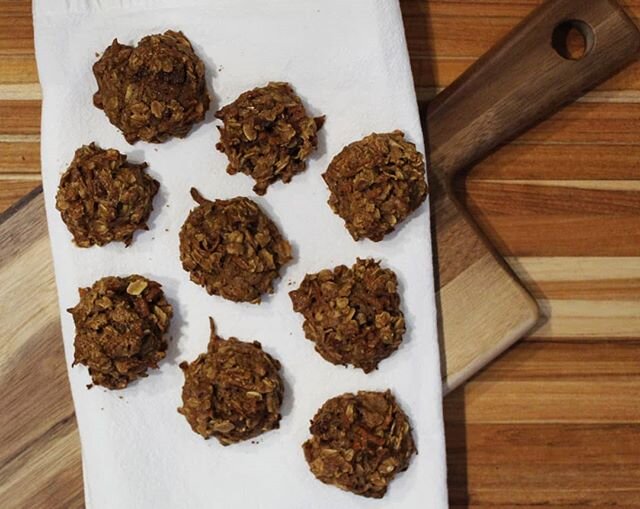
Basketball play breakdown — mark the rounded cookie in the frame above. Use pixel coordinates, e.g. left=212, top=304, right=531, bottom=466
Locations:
left=93, top=30, right=210, bottom=143
left=178, top=318, right=284, bottom=445
left=56, top=143, right=159, bottom=247
left=179, top=188, right=292, bottom=303
left=289, top=258, right=405, bottom=373
left=303, top=390, right=416, bottom=498
left=69, top=275, right=173, bottom=389
left=323, top=130, right=428, bottom=241
left=215, top=82, right=324, bottom=195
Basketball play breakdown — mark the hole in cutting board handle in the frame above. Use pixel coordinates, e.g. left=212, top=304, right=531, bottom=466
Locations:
left=552, top=20, right=594, bottom=60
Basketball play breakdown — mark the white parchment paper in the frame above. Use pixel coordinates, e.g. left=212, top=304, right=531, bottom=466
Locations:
left=33, top=1, right=448, bottom=507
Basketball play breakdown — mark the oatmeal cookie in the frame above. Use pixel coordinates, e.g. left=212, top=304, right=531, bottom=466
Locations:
left=323, top=131, right=428, bottom=241
left=69, top=275, right=173, bottom=389
left=289, top=258, right=405, bottom=373
left=93, top=30, right=210, bottom=143
left=178, top=318, right=284, bottom=445
left=303, top=390, right=416, bottom=498
left=179, top=188, right=292, bottom=303
left=55, top=143, right=159, bottom=247
left=215, top=82, right=324, bottom=195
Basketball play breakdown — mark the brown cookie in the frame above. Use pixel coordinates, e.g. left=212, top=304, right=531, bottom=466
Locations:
left=69, top=275, right=173, bottom=389
left=93, top=30, right=210, bottom=143
left=215, top=82, right=324, bottom=195
left=55, top=143, right=159, bottom=247
left=289, top=258, right=405, bottom=373
left=179, top=188, right=292, bottom=303
left=323, top=130, right=428, bottom=241
left=303, top=390, right=416, bottom=498
left=178, top=318, right=284, bottom=445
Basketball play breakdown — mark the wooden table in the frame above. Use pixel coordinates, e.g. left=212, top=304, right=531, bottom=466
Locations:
left=2, top=1, right=640, bottom=507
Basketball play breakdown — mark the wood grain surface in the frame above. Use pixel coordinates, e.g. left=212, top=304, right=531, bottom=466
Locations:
left=1, top=1, right=640, bottom=507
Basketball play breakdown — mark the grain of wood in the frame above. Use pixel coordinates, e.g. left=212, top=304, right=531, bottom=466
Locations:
left=0, top=180, right=39, bottom=212
left=0, top=414, right=83, bottom=509
left=404, top=8, right=519, bottom=57
left=438, top=253, right=538, bottom=390
left=517, top=102, right=640, bottom=144
left=532, top=299, right=640, bottom=339
left=0, top=83, right=40, bottom=100
left=411, top=55, right=640, bottom=91
left=0, top=135, right=40, bottom=142
left=0, top=142, right=40, bottom=174
left=508, top=256, right=640, bottom=300
left=448, top=423, right=640, bottom=478
left=419, top=86, right=640, bottom=104
left=0, top=1, right=33, bottom=55
left=401, top=0, right=640, bottom=58
left=0, top=100, right=40, bottom=134
left=468, top=144, right=640, bottom=180
left=462, top=181, right=640, bottom=216
left=446, top=380, right=640, bottom=423
left=509, top=256, right=640, bottom=283
left=527, top=277, right=640, bottom=300
left=459, top=180, right=640, bottom=256
left=0, top=55, right=38, bottom=84
left=441, top=309, right=637, bottom=504
left=451, top=494, right=640, bottom=509
left=0, top=191, right=82, bottom=509
left=471, top=215, right=640, bottom=256
left=470, top=339, right=640, bottom=381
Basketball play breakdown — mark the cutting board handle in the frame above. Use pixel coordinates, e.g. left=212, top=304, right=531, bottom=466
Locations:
left=426, top=0, right=640, bottom=181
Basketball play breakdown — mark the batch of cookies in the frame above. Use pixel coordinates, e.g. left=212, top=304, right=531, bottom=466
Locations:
left=59, top=30, right=429, bottom=499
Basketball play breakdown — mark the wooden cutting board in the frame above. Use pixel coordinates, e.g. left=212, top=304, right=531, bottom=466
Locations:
left=429, top=0, right=639, bottom=389
left=1, top=0, right=639, bottom=507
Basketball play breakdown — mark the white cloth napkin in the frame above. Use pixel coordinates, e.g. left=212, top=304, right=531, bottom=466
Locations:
left=33, top=1, right=448, bottom=507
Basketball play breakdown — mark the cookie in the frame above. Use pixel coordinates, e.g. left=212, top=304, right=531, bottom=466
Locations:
left=69, top=275, right=172, bottom=389
left=179, top=188, right=292, bottom=303
left=323, top=131, right=428, bottom=241
left=290, top=258, right=405, bottom=373
left=178, top=318, right=284, bottom=445
left=303, top=390, right=416, bottom=498
left=216, top=82, right=324, bottom=195
left=93, top=30, right=210, bottom=143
